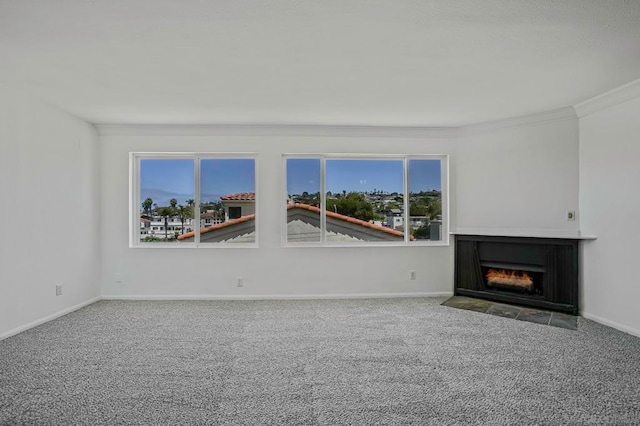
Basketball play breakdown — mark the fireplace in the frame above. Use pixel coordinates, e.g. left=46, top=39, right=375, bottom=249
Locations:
left=454, top=234, right=579, bottom=314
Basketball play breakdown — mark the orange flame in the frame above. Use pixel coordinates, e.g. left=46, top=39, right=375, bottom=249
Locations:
left=486, top=269, right=533, bottom=288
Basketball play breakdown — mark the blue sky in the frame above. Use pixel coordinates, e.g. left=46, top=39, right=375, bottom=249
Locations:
left=286, top=159, right=321, bottom=195
left=326, top=159, right=403, bottom=194
left=408, top=159, right=441, bottom=193
left=287, top=158, right=441, bottom=195
left=141, top=157, right=441, bottom=207
left=140, top=159, right=194, bottom=205
left=140, top=159, right=255, bottom=206
left=200, top=159, right=255, bottom=202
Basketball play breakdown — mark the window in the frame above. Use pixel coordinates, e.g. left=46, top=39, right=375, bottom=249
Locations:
left=284, top=155, right=447, bottom=246
left=131, top=153, right=257, bottom=247
left=228, top=207, right=242, bottom=220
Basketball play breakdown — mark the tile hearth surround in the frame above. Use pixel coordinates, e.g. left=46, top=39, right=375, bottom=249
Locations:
left=442, top=296, right=578, bottom=330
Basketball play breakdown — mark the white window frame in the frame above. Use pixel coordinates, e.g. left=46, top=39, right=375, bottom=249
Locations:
left=130, top=152, right=258, bottom=248
left=282, top=154, right=449, bottom=247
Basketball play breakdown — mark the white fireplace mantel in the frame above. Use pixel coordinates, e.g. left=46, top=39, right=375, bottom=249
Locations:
left=451, top=228, right=597, bottom=240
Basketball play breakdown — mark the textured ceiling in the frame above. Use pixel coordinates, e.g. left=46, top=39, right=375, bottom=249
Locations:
left=1, top=0, right=640, bottom=126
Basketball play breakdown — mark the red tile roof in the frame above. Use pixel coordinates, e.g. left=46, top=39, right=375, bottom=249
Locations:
left=177, top=214, right=255, bottom=240
left=176, top=202, right=413, bottom=241
left=220, top=192, right=255, bottom=201
left=287, top=203, right=413, bottom=240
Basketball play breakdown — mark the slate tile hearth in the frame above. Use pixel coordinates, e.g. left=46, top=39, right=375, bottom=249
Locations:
left=442, top=296, right=578, bottom=330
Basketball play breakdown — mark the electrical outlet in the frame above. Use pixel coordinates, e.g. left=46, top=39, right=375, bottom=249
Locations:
left=567, top=210, right=576, bottom=221
left=236, top=277, right=244, bottom=287
left=115, top=273, right=123, bottom=284
left=55, top=284, right=63, bottom=296
left=410, top=270, right=416, bottom=280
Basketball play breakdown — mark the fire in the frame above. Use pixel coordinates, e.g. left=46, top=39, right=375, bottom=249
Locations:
left=486, top=269, right=533, bottom=290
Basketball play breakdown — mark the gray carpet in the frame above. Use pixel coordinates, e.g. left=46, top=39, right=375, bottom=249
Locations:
left=1, top=298, right=639, bottom=425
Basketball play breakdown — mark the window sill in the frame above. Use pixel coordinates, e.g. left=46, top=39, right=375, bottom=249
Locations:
left=130, top=243, right=259, bottom=249
left=282, top=241, right=450, bottom=248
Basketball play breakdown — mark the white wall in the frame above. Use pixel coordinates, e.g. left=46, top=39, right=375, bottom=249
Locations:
left=579, top=94, right=640, bottom=336
left=455, top=117, right=580, bottom=235
left=0, top=84, right=101, bottom=339
left=98, top=116, right=580, bottom=299
left=99, top=129, right=455, bottom=298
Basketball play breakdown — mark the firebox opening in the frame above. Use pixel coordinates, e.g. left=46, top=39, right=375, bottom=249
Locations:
left=481, top=265, right=543, bottom=296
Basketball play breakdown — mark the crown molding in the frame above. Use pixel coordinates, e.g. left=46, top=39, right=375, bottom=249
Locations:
left=457, top=106, right=577, bottom=136
left=95, top=106, right=578, bottom=138
left=95, top=123, right=458, bottom=138
left=574, top=78, right=640, bottom=118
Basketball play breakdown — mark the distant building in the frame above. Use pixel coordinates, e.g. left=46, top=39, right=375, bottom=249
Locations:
left=200, top=211, right=224, bottom=227
left=220, top=192, right=255, bottom=220
left=140, top=217, right=151, bottom=236
left=140, top=215, right=193, bottom=240
left=385, top=208, right=412, bottom=230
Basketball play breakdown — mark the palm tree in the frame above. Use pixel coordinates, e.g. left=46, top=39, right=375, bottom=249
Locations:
left=156, top=206, right=176, bottom=240
left=176, top=204, right=194, bottom=234
left=427, top=199, right=442, bottom=220
left=142, top=198, right=153, bottom=216
left=170, top=198, right=178, bottom=208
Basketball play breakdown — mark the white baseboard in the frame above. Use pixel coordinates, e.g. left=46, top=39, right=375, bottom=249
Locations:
left=0, top=296, right=102, bottom=341
left=581, top=311, right=640, bottom=339
left=101, top=292, right=453, bottom=301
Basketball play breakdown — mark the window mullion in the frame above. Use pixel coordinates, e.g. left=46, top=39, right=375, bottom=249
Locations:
left=320, top=157, right=326, bottom=243
left=404, top=157, right=409, bottom=244
left=194, top=156, right=201, bottom=246
left=132, top=154, right=140, bottom=247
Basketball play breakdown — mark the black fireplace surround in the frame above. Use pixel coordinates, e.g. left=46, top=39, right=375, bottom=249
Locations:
left=454, top=234, right=579, bottom=315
